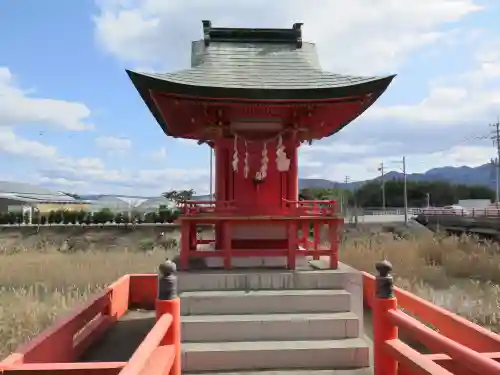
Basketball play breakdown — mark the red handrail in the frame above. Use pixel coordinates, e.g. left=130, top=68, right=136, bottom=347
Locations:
left=388, top=309, right=500, bottom=373
left=118, top=314, right=174, bottom=375
left=371, top=261, right=500, bottom=375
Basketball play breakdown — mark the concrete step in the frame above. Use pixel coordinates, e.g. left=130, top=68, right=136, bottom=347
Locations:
left=184, top=370, right=372, bottom=375
left=182, top=338, right=370, bottom=372
left=182, top=312, right=360, bottom=342
left=180, top=289, right=351, bottom=315
left=178, top=269, right=347, bottom=292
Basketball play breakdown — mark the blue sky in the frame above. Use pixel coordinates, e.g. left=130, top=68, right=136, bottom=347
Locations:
left=1, top=0, right=500, bottom=196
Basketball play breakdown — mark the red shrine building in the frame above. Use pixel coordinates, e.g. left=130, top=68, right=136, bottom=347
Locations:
left=127, top=21, right=395, bottom=270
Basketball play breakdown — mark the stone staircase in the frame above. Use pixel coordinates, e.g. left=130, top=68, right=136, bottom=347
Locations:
left=178, top=264, right=372, bottom=374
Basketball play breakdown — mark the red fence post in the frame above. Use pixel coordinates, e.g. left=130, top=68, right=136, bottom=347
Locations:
left=373, top=260, right=398, bottom=375
left=156, top=260, right=181, bottom=375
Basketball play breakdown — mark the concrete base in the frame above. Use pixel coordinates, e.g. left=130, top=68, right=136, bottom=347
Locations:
left=197, top=242, right=310, bottom=269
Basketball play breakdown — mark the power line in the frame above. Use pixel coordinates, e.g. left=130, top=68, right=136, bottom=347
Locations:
left=377, top=162, right=386, bottom=210
left=490, top=117, right=500, bottom=202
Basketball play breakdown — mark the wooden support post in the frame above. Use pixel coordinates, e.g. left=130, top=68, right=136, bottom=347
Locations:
left=190, top=223, right=196, bottom=249
left=373, top=260, right=398, bottom=375
left=223, top=221, right=232, bottom=270
left=301, top=220, right=309, bottom=247
left=180, top=221, right=190, bottom=271
left=329, top=220, right=339, bottom=269
left=287, top=221, right=297, bottom=270
left=156, top=260, right=181, bottom=375
left=313, top=221, right=320, bottom=260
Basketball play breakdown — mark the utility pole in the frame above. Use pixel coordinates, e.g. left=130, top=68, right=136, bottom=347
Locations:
left=491, top=118, right=500, bottom=202
left=389, top=157, right=408, bottom=224
left=343, top=175, right=350, bottom=214
left=344, top=176, right=356, bottom=224
left=403, top=156, right=408, bottom=225
left=377, top=162, right=386, bottom=211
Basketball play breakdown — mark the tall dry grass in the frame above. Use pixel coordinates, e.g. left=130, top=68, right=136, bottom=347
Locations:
left=1, top=228, right=500, bottom=358
left=0, top=251, right=168, bottom=358
left=340, top=230, right=500, bottom=331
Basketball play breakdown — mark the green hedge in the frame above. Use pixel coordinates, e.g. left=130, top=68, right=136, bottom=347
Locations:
left=0, top=207, right=181, bottom=225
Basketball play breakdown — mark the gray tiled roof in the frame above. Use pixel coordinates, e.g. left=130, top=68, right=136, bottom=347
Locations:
left=139, top=41, right=386, bottom=90
left=0, top=181, right=63, bottom=195
left=0, top=181, right=77, bottom=202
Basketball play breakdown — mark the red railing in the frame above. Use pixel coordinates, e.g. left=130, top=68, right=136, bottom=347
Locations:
left=179, top=200, right=236, bottom=216
left=367, top=261, right=500, bottom=375
left=3, top=264, right=500, bottom=374
left=282, top=199, right=338, bottom=216
left=180, top=199, right=339, bottom=217
left=419, top=207, right=500, bottom=218
left=0, top=273, right=181, bottom=375
left=178, top=216, right=342, bottom=270
left=177, top=199, right=342, bottom=270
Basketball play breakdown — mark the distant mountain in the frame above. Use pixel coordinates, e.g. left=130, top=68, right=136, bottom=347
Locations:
left=28, top=163, right=496, bottom=200
left=373, top=163, right=495, bottom=188
left=298, top=179, right=338, bottom=189
left=299, top=163, right=497, bottom=190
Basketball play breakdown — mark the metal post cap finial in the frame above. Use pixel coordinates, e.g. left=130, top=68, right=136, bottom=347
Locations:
left=375, top=259, right=393, bottom=277
left=158, top=259, right=177, bottom=300
left=159, top=259, right=177, bottom=276
left=375, top=259, right=394, bottom=299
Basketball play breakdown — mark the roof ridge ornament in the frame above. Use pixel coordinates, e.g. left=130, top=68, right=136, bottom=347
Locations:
left=201, top=20, right=303, bottom=48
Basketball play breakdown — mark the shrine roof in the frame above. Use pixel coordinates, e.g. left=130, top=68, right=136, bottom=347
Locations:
left=126, top=22, right=395, bottom=102
left=127, top=42, right=394, bottom=101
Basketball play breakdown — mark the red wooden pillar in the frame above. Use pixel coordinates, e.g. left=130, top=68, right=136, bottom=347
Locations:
left=287, top=220, right=297, bottom=270
left=287, top=144, right=298, bottom=201
left=223, top=220, right=232, bottom=270
left=329, top=220, right=339, bottom=269
left=214, top=144, right=226, bottom=250
left=179, top=220, right=190, bottom=271
left=189, top=222, right=197, bottom=250
left=301, top=220, right=309, bottom=248
left=373, top=260, right=398, bottom=375
left=313, top=220, right=320, bottom=260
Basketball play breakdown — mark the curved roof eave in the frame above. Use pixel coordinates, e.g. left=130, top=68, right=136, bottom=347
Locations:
left=126, top=69, right=395, bottom=135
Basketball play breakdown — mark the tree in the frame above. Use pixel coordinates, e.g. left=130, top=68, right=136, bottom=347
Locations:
left=353, top=180, right=495, bottom=207
left=162, top=189, right=195, bottom=204
left=298, top=187, right=350, bottom=201
left=63, top=192, right=82, bottom=200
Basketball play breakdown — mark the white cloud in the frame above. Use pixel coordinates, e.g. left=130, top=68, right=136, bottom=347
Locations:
left=0, top=67, right=94, bottom=131
left=95, top=135, right=132, bottom=153
left=40, top=161, right=210, bottom=195
left=149, top=146, right=167, bottom=160
left=176, top=139, right=198, bottom=146
left=37, top=176, right=86, bottom=187
left=300, top=141, right=401, bottom=156
left=0, top=127, right=58, bottom=158
left=93, top=0, right=481, bottom=74
left=0, top=67, right=208, bottom=195
left=369, top=35, right=500, bottom=127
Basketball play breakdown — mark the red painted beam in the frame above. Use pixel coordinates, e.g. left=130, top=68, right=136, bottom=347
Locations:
left=424, top=352, right=500, bottom=375
left=0, top=362, right=126, bottom=375
left=383, top=339, right=453, bottom=375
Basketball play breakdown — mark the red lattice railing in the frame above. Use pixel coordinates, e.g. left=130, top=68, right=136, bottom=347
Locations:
left=178, top=200, right=236, bottom=216
left=282, top=199, right=339, bottom=216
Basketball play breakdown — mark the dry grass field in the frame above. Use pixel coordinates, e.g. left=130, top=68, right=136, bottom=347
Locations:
left=1, top=225, right=500, bottom=358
